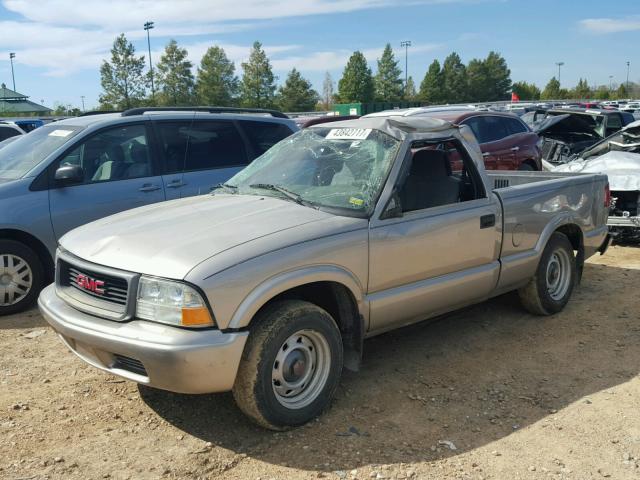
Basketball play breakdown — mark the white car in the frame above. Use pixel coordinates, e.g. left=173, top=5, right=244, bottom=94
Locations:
left=0, top=121, right=25, bottom=142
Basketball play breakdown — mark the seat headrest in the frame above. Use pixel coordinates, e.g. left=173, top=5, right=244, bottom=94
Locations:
left=130, top=143, right=147, bottom=163
left=410, top=149, right=451, bottom=177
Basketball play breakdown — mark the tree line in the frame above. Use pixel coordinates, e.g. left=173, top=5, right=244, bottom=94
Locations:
left=97, top=34, right=638, bottom=113
left=99, top=34, right=319, bottom=112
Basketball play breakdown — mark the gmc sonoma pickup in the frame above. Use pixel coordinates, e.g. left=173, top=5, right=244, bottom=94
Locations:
left=39, top=115, right=611, bottom=430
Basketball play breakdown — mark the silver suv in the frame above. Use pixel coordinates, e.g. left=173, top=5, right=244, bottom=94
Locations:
left=0, top=107, right=297, bottom=314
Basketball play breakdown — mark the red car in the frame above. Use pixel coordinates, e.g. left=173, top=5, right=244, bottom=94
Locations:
left=420, top=110, right=542, bottom=170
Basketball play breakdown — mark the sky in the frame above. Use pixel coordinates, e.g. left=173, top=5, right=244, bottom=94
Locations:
left=0, top=0, right=638, bottom=110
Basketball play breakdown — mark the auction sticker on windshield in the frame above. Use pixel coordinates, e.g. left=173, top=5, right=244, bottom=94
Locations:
left=48, top=129, right=74, bottom=137
left=326, top=128, right=372, bottom=140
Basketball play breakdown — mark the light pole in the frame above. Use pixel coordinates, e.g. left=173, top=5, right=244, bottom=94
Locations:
left=609, top=75, right=613, bottom=91
left=555, top=61, right=564, bottom=86
left=81, top=96, right=85, bottom=111
left=9, top=53, right=16, bottom=91
left=144, top=21, right=155, bottom=99
left=626, top=61, right=630, bottom=95
left=400, top=40, right=412, bottom=95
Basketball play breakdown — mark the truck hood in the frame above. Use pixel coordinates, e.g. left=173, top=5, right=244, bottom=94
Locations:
left=534, top=113, right=601, bottom=138
left=60, top=194, right=359, bottom=279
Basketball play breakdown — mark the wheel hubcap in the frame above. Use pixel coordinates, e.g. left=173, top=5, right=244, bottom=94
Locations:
left=0, top=254, right=33, bottom=306
left=272, top=329, right=331, bottom=410
left=545, top=249, right=571, bottom=301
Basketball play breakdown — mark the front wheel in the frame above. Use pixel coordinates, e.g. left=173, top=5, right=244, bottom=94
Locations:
left=0, top=240, right=44, bottom=316
left=233, top=300, right=343, bottom=430
left=518, top=232, right=576, bottom=315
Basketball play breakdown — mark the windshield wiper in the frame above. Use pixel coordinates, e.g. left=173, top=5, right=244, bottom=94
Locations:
left=249, top=183, right=313, bottom=207
left=211, top=183, right=238, bottom=194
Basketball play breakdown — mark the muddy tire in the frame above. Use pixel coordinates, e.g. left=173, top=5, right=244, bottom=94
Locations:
left=0, top=240, right=44, bottom=316
left=518, top=232, right=576, bottom=316
left=232, top=300, right=343, bottom=430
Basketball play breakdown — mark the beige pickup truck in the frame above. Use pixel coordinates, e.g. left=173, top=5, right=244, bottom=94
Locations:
left=39, top=114, right=611, bottom=429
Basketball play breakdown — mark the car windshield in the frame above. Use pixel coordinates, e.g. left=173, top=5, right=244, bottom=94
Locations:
left=225, top=127, right=400, bottom=215
left=0, top=125, right=82, bottom=180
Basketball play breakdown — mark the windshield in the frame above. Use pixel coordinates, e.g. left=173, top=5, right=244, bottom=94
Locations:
left=225, top=127, right=400, bottom=215
left=0, top=125, right=82, bottom=180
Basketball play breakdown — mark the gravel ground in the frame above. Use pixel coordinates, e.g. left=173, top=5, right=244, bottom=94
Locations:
left=1, top=245, right=640, bottom=480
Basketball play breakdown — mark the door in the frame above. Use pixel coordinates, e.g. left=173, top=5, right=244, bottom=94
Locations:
left=49, top=123, right=165, bottom=240
left=368, top=139, right=501, bottom=332
left=152, top=119, right=193, bottom=200
left=180, top=120, right=249, bottom=197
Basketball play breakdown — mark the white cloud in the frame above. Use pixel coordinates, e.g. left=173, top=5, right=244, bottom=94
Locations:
left=3, top=0, right=464, bottom=27
left=579, top=17, right=640, bottom=34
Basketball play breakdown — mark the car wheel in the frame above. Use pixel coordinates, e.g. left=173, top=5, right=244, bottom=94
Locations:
left=0, top=240, right=44, bottom=316
left=233, top=300, right=343, bottom=430
left=518, top=232, right=576, bottom=315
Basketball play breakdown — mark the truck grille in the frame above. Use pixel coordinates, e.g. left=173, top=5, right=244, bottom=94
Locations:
left=60, top=260, right=129, bottom=306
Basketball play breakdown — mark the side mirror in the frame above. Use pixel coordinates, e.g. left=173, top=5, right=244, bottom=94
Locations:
left=380, top=189, right=403, bottom=220
left=54, top=165, right=84, bottom=184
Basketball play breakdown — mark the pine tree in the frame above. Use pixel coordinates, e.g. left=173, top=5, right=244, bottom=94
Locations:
left=483, top=51, right=511, bottom=101
left=374, top=43, right=403, bottom=101
left=322, top=71, right=334, bottom=109
left=419, top=59, right=445, bottom=104
left=240, top=41, right=277, bottom=108
left=196, top=46, right=238, bottom=106
left=573, top=78, right=591, bottom=99
left=277, top=68, right=319, bottom=112
left=466, top=58, right=491, bottom=102
left=99, top=34, right=147, bottom=109
left=441, top=52, right=467, bottom=103
left=541, top=77, right=561, bottom=100
left=156, top=39, right=195, bottom=106
left=405, top=76, right=417, bottom=100
left=337, top=51, right=374, bottom=103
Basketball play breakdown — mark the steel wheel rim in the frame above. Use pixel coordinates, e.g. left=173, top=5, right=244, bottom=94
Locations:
left=272, top=329, right=331, bottom=410
left=546, top=249, right=571, bottom=301
left=0, top=254, right=33, bottom=306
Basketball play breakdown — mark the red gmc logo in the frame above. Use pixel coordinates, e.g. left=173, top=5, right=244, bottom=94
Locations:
left=76, top=273, right=105, bottom=295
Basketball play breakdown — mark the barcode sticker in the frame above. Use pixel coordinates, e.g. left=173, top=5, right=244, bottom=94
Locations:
left=49, top=129, right=73, bottom=137
left=326, top=128, right=371, bottom=140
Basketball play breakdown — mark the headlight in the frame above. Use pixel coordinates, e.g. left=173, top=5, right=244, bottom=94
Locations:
left=136, top=276, right=214, bottom=328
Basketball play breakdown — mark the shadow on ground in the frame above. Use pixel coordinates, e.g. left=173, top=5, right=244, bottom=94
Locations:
left=0, top=307, right=47, bottom=330
left=138, top=262, right=639, bottom=471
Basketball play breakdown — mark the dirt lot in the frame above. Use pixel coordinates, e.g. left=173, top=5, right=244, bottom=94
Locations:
left=1, top=245, right=640, bottom=480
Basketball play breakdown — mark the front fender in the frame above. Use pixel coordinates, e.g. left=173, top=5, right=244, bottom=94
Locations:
left=227, top=265, right=367, bottom=330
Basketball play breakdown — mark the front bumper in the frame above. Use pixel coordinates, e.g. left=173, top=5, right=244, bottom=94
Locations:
left=38, top=284, right=248, bottom=394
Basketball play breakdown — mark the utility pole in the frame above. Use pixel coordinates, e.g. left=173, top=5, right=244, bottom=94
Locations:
left=555, top=61, right=564, bottom=86
left=144, top=21, right=155, bottom=99
left=9, top=53, right=16, bottom=91
left=626, top=61, right=630, bottom=95
left=609, top=75, right=613, bottom=91
left=81, top=96, right=85, bottom=111
left=400, top=40, right=412, bottom=94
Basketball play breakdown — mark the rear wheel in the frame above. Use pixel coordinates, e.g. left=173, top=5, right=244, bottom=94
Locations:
left=0, top=240, right=44, bottom=315
left=518, top=232, right=576, bottom=315
left=233, top=300, right=343, bottom=430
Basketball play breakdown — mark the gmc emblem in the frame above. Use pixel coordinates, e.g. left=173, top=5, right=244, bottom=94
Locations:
left=76, top=273, right=105, bottom=295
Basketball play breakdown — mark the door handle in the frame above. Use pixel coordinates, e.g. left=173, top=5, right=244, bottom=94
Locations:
left=482, top=152, right=491, bottom=157
left=139, top=184, right=161, bottom=192
left=166, top=180, right=186, bottom=188
left=510, top=146, right=520, bottom=152
left=480, top=214, right=496, bottom=229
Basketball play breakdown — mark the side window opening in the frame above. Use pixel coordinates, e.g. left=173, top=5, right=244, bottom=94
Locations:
left=399, top=139, right=485, bottom=213
left=56, top=124, right=152, bottom=184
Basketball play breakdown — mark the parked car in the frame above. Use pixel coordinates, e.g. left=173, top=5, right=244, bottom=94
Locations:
left=620, top=102, right=640, bottom=113
left=39, top=115, right=611, bottom=429
left=0, top=107, right=298, bottom=314
left=368, top=108, right=541, bottom=170
left=12, top=118, right=45, bottom=133
left=554, top=120, right=640, bottom=236
left=525, top=108, right=636, bottom=165
left=0, top=121, right=25, bottom=142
